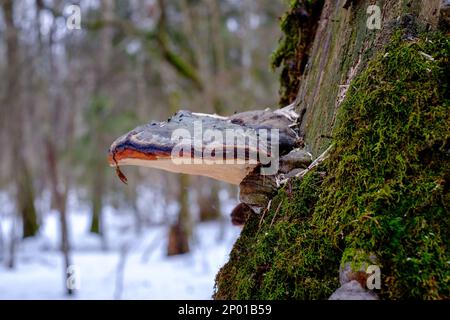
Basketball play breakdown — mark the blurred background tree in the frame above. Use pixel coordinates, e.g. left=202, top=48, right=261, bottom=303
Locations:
left=0, top=0, right=286, bottom=293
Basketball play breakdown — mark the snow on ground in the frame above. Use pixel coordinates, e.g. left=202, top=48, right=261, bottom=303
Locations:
left=0, top=202, right=241, bottom=300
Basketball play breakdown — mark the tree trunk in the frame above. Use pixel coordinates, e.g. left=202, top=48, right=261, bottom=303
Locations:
left=46, top=138, right=73, bottom=296
left=197, top=180, right=221, bottom=222
left=89, top=165, right=105, bottom=235
left=6, top=216, right=16, bottom=269
left=167, top=174, right=191, bottom=256
left=214, top=0, right=447, bottom=300
left=88, top=0, right=115, bottom=241
left=0, top=219, right=4, bottom=263
left=17, top=161, right=39, bottom=238
left=43, top=15, right=74, bottom=295
left=294, top=0, right=442, bottom=156
left=2, top=0, right=40, bottom=240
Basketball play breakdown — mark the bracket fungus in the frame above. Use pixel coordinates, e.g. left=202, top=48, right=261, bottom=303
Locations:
left=108, top=104, right=314, bottom=224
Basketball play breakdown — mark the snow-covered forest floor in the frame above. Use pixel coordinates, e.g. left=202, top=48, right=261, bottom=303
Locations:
left=0, top=193, right=240, bottom=299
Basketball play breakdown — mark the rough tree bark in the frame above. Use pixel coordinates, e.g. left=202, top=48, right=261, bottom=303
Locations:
left=294, top=0, right=443, bottom=156
left=214, top=0, right=448, bottom=300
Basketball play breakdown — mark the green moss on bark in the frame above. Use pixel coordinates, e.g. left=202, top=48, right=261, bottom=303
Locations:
left=215, top=172, right=338, bottom=299
left=215, top=31, right=449, bottom=300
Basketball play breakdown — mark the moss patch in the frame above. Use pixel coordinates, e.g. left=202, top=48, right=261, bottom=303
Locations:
left=215, top=172, right=338, bottom=299
left=215, top=31, right=449, bottom=299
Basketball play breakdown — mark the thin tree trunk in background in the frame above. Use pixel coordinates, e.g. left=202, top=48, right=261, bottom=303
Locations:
left=198, top=181, right=221, bottom=221
left=89, top=193, right=102, bottom=234
left=165, top=89, right=192, bottom=256
left=17, top=161, right=39, bottom=237
left=89, top=161, right=105, bottom=235
left=43, top=8, right=79, bottom=295
left=167, top=174, right=191, bottom=256
left=89, top=0, right=115, bottom=242
left=208, top=0, right=227, bottom=114
left=181, top=0, right=223, bottom=223
left=89, top=161, right=108, bottom=250
left=240, top=0, right=253, bottom=90
left=88, top=119, right=105, bottom=238
left=44, top=10, right=73, bottom=295
left=35, top=0, right=43, bottom=53
left=206, top=0, right=225, bottom=223
left=2, top=0, right=40, bottom=240
left=6, top=216, right=16, bottom=269
left=0, top=219, right=3, bottom=262
left=114, top=242, right=130, bottom=300
left=46, top=139, right=73, bottom=295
